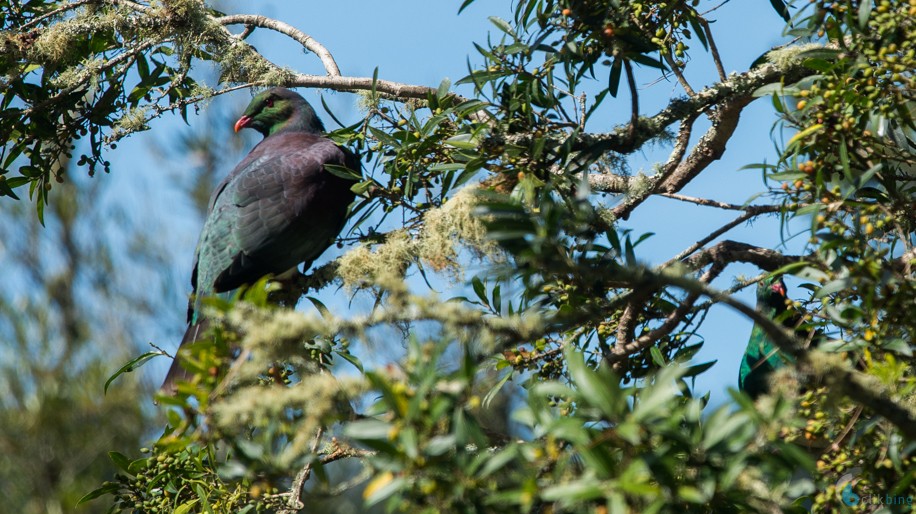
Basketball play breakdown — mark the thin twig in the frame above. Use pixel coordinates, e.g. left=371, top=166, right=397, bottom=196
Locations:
left=19, top=0, right=97, bottom=30
left=824, top=405, right=863, bottom=455
left=659, top=193, right=780, bottom=211
left=664, top=210, right=759, bottom=266
left=218, top=14, right=341, bottom=76
left=698, top=16, right=727, bottom=81
left=280, top=427, right=324, bottom=514
left=609, top=263, right=725, bottom=366
left=661, top=52, right=696, bottom=96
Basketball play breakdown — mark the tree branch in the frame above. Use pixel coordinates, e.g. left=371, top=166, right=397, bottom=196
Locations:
left=611, top=114, right=695, bottom=219
left=664, top=212, right=765, bottom=266
left=502, top=59, right=812, bottom=156
left=279, top=427, right=324, bottom=514
left=658, top=193, right=785, bottom=212
left=218, top=14, right=341, bottom=77
left=698, top=16, right=727, bottom=82
left=622, top=267, right=916, bottom=440
left=658, top=98, right=749, bottom=194
left=681, top=239, right=802, bottom=272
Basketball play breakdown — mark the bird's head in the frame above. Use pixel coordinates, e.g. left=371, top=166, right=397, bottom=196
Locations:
left=756, top=275, right=788, bottom=309
left=234, top=88, right=325, bottom=137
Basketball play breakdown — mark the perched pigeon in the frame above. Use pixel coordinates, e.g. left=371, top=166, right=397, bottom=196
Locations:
left=162, top=88, right=359, bottom=393
left=738, top=276, right=800, bottom=398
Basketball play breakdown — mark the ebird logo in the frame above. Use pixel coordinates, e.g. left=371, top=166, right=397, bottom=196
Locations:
left=838, top=473, right=861, bottom=507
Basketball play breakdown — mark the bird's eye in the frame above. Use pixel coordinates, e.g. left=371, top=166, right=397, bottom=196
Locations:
left=265, top=97, right=275, bottom=108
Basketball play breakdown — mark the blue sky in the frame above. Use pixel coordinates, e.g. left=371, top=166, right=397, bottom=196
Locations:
left=108, top=1, right=801, bottom=406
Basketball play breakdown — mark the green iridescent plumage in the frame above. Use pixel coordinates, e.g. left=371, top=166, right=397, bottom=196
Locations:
left=162, top=88, right=359, bottom=393
left=738, top=276, right=798, bottom=398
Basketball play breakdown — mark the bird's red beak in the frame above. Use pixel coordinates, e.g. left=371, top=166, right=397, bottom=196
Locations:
left=234, top=115, right=253, bottom=133
left=771, top=282, right=786, bottom=297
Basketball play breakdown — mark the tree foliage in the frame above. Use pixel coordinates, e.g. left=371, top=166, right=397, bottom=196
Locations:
left=0, top=158, right=168, bottom=513
left=2, top=0, right=915, bottom=513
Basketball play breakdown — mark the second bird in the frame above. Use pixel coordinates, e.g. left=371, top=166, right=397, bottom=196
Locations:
left=162, top=87, right=359, bottom=393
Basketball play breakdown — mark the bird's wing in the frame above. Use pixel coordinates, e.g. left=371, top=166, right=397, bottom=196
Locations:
left=202, top=133, right=356, bottom=293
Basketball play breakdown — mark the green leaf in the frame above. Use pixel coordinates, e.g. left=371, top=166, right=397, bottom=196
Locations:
left=127, top=457, right=148, bottom=475
left=370, top=66, right=379, bottom=99
left=105, top=351, right=162, bottom=394
left=787, top=123, right=824, bottom=146
left=565, top=348, right=621, bottom=419
left=478, top=445, right=519, bottom=477
left=682, top=360, right=716, bottom=378
left=471, top=276, right=490, bottom=307
left=305, top=296, right=330, bottom=317
left=632, top=366, right=684, bottom=422
left=428, top=163, right=465, bottom=172
left=608, top=57, right=623, bottom=97
left=767, top=171, right=807, bottom=181
left=880, top=339, right=913, bottom=357
left=344, top=418, right=392, bottom=440
left=458, top=0, right=476, bottom=13
left=488, top=16, right=516, bottom=38
left=701, top=409, right=750, bottom=450
left=483, top=369, right=513, bottom=408
left=541, top=480, right=606, bottom=502
left=649, top=346, right=666, bottom=366
left=437, top=77, right=452, bottom=100
left=76, top=481, right=121, bottom=505
left=814, top=278, right=852, bottom=299
left=173, top=500, right=198, bottom=514
left=858, top=0, right=873, bottom=29
left=335, top=348, right=364, bottom=372
left=364, top=474, right=406, bottom=506
left=194, top=483, right=214, bottom=514
left=324, top=163, right=361, bottom=181
left=444, top=133, right=478, bottom=149
left=752, top=83, right=784, bottom=98
left=108, top=451, right=131, bottom=473
left=769, top=0, right=790, bottom=22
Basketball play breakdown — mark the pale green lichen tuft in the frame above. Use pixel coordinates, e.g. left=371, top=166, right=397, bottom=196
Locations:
left=418, top=187, right=501, bottom=278
left=212, top=372, right=367, bottom=466
left=596, top=207, right=617, bottom=227
left=217, top=39, right=294, bottom=86
left=111, top=106, right=152, bottom=139
left=338, top=230, right=417, bottom=290
left=625, top=172, right=652, bottom=198
left=765, top=43, right=827, bottom=68
left=30, top=7, right=132, bottom=65
left=356, top=90, right=382, bottom=113
left=48, top=57, right=104, bottom=89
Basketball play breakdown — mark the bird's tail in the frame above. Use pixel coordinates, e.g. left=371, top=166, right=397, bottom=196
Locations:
left=160, top=316, right=211, bottom=395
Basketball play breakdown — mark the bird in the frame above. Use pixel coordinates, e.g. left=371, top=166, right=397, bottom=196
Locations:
left=161, top=87, right=360, bottom=394
left=738, top=275, right=802, bottom=399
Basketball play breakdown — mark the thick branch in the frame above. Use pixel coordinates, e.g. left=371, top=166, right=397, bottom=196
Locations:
left=681, top=239, right=802, bottom=272
left=611, top=114, right=695, bottom=219
left=503, top=59, right=812, bottom=156
left=608, top=240, right=801, bottom=364
left=657, top=98, right=749, bottom=194
left=665, top=213, right=766, bottom=266
left=609, top=262, right=725, bottom=365
left=632, top=268, right=916, bottom=440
